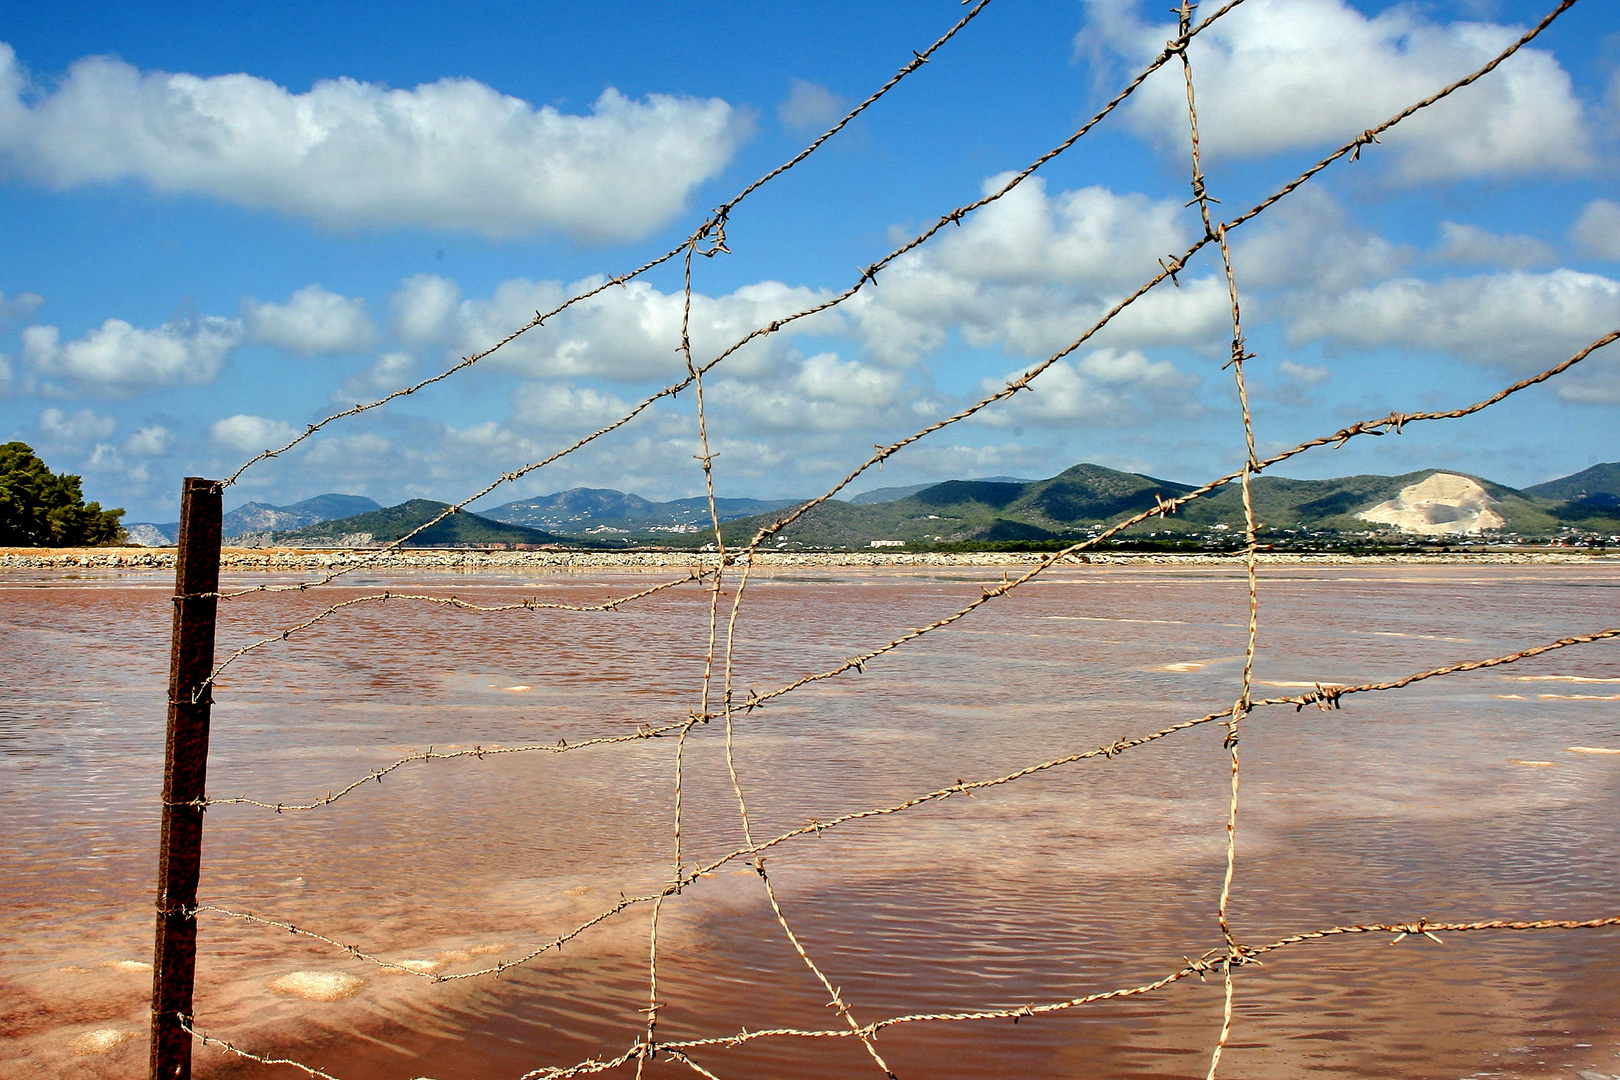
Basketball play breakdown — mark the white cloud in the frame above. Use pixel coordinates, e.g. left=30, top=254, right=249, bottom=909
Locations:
left=778, top=78, right=846, bottom=131
left=242, top=284, right=374, bottom=355
left=843, top=177, right=1227, bottom=363
left=23, top=315, right=242, bottom=392
left=1288, top=268, right=1620, bottom=373
left=0, top=289, right=43, bottom=326
left=508, top=381, right=635, bottom=432
left=854, top=441, right=1053, bottom=486
left=122, top=425, right=175, bottom=456
left=391, top=274, right=462, bottom=346
left=711, top=352, right=908, bottom=432
left=390, top=177, right=1228, bottom=395
left=0, top=42, right=747, bottom=240
left=1252, top=358, right=1331, bottom=406
left=1550, top=353, right=1620, bottom=405
left=976, top=348, right=1201, bottom=427
left=299, top=430, right=400, bottom=479
left=1082, top=0, right=1591, bottom=180
left=416, top=275, right=832, bottom=382
left=1277, top=359, right=1329, bottom=387
left=209, top=414, right=298, bottom=454
left=1435, top=221, right=1556, bottom=269
left=1230, top=188, right=1408, bottom=294
left=1571, top=199, right=1620, bottom=260
left=932, top=175, right=1186, bottom=290
left=332, top=351, right=416, bottom=404
left=38, top=406, right=115, bottom=445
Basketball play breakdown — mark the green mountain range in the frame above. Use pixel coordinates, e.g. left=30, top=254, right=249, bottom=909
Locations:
left=719, top=463, right=1620, bottom=548
left=265, top=499, right=570, bottom=547
left=230, top=460, right=1620, bottom=550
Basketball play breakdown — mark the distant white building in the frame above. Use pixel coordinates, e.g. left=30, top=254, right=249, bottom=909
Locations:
left=868, top=539, right=905, bottom=548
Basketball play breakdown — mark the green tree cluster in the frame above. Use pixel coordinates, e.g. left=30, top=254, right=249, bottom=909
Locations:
left=0, top=442, right=127, bottom=547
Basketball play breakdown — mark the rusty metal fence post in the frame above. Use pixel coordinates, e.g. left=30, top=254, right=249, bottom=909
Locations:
left=150, top=477, right=223, bottom=1080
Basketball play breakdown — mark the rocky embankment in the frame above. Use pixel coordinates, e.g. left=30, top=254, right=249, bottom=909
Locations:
left=2, top=546, right=1613, bottom=571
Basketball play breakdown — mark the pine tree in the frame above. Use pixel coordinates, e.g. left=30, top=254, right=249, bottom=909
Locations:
left=0, top=442, right=127, bottom=546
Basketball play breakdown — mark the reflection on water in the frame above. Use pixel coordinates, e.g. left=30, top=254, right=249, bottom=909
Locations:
left=2, top=563, right=1618, bottom=1079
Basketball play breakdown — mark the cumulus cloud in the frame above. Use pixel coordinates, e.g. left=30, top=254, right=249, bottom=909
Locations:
left=1231, top=188, right=1408, bottom=293
left=209, top=413, right=298, bottom=454
left=1550, top=356, right=1620, bottom=405
left=1571, top=199, right=1620, bottom=260
left=1252, top=358, right=1331, bottom=406
left=332, top=351, right=416, bottom=404
left=122, top=425, right=175, bottom=456
left=385, top=177, right=1232, bottom=400
left=1080, top=0, right=1591, bottom=180
left=22, top=315, right=242, bottom=393
left=711, top=352, right=908, bottom=432
left=391, top=274, right=462, bottom=346
left=509, top=381, right=635, bottom=432
left=1434, top=221, right=1556, bottom=269
left=38, top=406, right=116, bottom=445
left=0, top=42, right=746, bottom=240
left=242, top=285, right=374, bottom=355
left=0, top=288, right=43, bottom=327
left=977, top=348, right=1201, bottom=427
left=1277, top=358, right=1329, bottom=386
left=1288, top=268, right=1620, bottom=372
left=843, top=177, right=1228, bottom=363
left=778, top=78, right=846, bottom=131
left=931, top=175, right=1186, bottom=290
left=400, top=274, right=833, bottom=382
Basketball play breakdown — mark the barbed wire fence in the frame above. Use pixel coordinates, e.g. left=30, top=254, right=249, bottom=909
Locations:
left=142, top=0, right=1620, bottom=1077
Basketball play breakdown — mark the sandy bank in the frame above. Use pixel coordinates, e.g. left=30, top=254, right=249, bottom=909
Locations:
left=2, top=546, right=1613, bottom=571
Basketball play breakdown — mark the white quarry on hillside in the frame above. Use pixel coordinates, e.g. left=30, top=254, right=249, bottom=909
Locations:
left=123, top=524, right=173, bottom=547
left=1358, top=473, right=1506, bottom=535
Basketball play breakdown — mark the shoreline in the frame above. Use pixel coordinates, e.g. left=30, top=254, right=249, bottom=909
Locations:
left=2, top=546, right=1614, bottom=571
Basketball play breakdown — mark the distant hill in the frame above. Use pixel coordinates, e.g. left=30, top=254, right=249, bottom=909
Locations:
left=1523, top=462, right=1620, bottom=502
left=482, top=487, right=800, bottom=536
left=1523, top=462, right=1620, bottom=521
left=848, top=476, right=1036, bottom=505
left=721, top=464, right=1195, bottom=547
left=126, top=492, right=383, bottom=546
left=1177, top=471, right=1560, bottom=534
left=266, top=500, right=572, bottom=547
left=225, top=493, right=381, bottom=536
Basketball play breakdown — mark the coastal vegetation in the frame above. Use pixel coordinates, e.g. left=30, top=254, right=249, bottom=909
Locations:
left=0, top=441, right=126, bottom=547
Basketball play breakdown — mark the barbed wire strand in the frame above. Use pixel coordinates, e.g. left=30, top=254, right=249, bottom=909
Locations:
left=644, top=237, right=731, bottom=1077
left=1171, top=10, right=1258, bottom=1073
left=671, top=223, right=899, bottom=1080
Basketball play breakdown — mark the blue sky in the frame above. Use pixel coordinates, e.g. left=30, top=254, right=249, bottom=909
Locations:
left=1, top=0, right=1617, bottom=521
